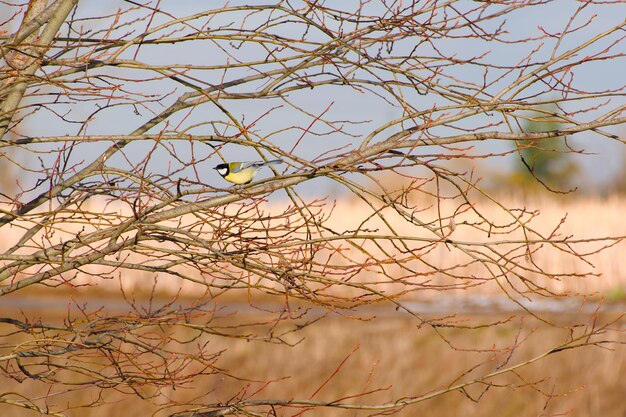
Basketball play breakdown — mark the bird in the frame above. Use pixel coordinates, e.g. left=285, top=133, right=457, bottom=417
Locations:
left=213, top=159, right=283, bottom=185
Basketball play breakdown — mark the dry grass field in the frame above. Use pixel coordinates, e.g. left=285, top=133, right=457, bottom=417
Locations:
left=0, top=304, right=623, bottom=417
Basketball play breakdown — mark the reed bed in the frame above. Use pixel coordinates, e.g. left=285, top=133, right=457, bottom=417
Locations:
left=2, top=193, right=624, bottom=299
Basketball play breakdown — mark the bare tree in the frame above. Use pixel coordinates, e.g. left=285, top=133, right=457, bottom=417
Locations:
left=1, top=1, right=624, bottom=416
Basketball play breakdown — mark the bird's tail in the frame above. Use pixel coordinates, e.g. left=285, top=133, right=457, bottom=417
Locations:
left=255, top=159, right=283, bottom=168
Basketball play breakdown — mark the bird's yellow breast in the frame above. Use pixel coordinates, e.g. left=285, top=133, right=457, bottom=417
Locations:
left=223, top=168, right=258, bottom=185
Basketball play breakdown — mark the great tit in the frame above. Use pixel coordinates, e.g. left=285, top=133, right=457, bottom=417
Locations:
left=214, top=159, right=283, bottom=185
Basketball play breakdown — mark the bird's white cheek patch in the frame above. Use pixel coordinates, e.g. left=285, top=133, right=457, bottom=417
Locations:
left=217, top=167, right=227, bottom=176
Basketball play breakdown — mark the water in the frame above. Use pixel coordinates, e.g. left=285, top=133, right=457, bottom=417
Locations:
left=1, top=293, right=623, bottom=317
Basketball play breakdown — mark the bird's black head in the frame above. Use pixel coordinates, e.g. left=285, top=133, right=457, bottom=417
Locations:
left=214, top=163, right=229, bottom=176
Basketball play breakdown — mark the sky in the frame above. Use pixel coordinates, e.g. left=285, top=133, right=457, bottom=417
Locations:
left=2, top=0, right=625, bottom=196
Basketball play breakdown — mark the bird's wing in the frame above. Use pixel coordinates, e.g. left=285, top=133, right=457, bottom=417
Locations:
left=232, top=160, right=283, bottom=172
left=234, top=161, right=259, bottom=172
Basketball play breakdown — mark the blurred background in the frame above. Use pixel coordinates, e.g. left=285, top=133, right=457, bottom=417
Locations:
left=1, top=1, right=625, bottom=416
